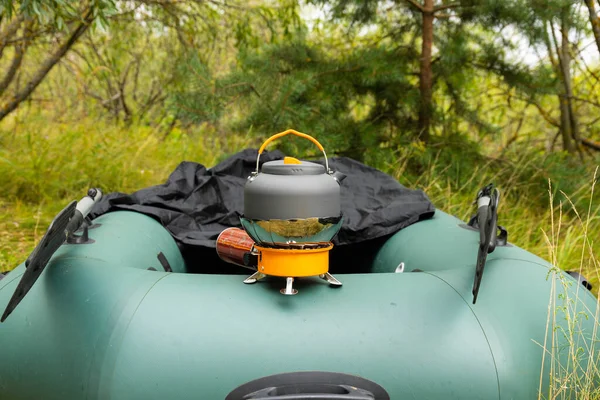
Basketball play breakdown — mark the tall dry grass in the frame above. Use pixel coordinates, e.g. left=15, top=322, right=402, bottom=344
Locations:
left=532, top=174, right=600, bottom=399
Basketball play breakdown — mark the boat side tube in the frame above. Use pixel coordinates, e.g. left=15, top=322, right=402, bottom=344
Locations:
left=372, top=210, right=550, bottom=274
left=372, top=209, right=600, bottom=399
left=70, top=211, right=186, bottom=273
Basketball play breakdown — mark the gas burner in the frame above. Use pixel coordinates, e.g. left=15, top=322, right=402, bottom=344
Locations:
left=217, top=129, right=345, bottom=295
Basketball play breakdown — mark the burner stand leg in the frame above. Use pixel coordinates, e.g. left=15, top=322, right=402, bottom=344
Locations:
left=243, top=271, right=266, bottom=284
left=280, top=277, right=298, bottom=295
left=319, top=272, right=342, bottom=287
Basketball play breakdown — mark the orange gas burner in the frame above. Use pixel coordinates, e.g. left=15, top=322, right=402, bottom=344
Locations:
left=243, top=244, right=341, bottom=295
left=255, top=244, right=332, bottom=277
left=248, top=243, right=340, bottom=295
left=216, top=228, right=342, bottom=294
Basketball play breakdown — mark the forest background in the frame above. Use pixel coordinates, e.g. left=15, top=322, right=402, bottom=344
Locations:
left=0, top=0, right=600, bottom=292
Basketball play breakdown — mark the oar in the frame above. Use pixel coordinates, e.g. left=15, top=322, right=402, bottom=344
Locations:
left=1, top=188, right=102, bottom=322
left=472, top=184, right=499, bottom=304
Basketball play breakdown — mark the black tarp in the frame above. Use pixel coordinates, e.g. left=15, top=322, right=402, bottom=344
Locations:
left=90, top=149, right=435, bottom=272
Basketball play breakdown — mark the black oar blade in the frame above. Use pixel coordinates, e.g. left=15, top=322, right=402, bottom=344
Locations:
left=1, top=201, right=76, bottom=322
left=472, top=199, right=491, bottom=304
left=472, top=246, right=487, bottom=304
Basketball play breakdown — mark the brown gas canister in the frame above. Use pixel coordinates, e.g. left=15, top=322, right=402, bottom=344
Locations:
left=216, top=228, right=256, bottom=268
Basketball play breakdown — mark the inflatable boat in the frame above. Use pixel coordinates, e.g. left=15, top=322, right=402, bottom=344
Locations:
left=0, top=131, right=598, bottom=400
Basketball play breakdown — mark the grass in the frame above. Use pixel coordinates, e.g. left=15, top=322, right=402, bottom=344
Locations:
left=0, top=115, right=254, bottom=202
left=0, top=115, right=599, bottom=280
left=0, top=200, right=56, bottom=272
left=0, top=115, right=254, bottom=272
left=534, top=178, right=600, bottom=399
left=390, top=146, right=600, bottom=291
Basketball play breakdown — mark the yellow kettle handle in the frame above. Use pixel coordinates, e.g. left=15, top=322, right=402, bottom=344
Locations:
left=255, top=129, right=329, bottom=173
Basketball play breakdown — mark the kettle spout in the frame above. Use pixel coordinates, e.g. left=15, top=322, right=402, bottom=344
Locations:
left=332, top=170, right=347, bottom=183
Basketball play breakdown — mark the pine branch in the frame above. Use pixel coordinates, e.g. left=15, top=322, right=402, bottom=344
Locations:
left=581, top=137, right=600, bottom=151
left=433, top=2, right=461, bottom=12
left=221, top=81, right=262, bottom=98
left=570, top=95, right=600, bottom=109
left=524, top=96, right=560, bottom=128
left=403, top=0, right=424, bottom=13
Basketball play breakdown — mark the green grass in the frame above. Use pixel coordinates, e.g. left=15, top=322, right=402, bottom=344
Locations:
left=0, top=115, right=255, bottom=201
left=389, top=147, right=600, bottom=291
left=0, top=116, right=253, bottom=271
left=0, top=200, right=50, bottom=272
left=1, top=116, right=598, bottom=284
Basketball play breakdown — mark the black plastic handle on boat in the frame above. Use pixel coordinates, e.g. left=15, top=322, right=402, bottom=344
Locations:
left=244, top=384, right=374, bottom=400
left=225, top=372, right=389, bottom=400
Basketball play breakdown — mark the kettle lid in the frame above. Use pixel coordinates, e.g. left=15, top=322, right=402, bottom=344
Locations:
left=261, top=158, right=325, bottom=176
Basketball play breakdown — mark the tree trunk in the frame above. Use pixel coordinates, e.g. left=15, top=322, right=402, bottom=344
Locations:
left=559, top=95, right=575, bottom=153
left=549, top=17, right=575, bottom=153
left=417, top=0, right=434, bottom=142
left=0, top=9, right=93, bottom=122
left=560, top=12, right=580, bottom=154
left=584, top=0, right=600, bottom=56
left=0, top=16, right=24, bottom=60
left=0, top=21, right=32, bottom=96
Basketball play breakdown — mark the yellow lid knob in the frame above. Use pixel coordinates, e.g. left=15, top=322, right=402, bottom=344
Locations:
left=283, top=157, right=302, bottom=165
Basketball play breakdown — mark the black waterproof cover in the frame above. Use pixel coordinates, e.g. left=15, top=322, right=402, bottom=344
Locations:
left=90, top=149, right=435, bottom=271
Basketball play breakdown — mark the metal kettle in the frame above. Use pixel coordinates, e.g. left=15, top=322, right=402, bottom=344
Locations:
left=240, top=129, right=345, bottom=246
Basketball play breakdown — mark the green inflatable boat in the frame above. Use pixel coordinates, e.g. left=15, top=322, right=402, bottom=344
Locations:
left=0, top=134, right=598, bottom=399
left=0, top=208, right=597, bottom=399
